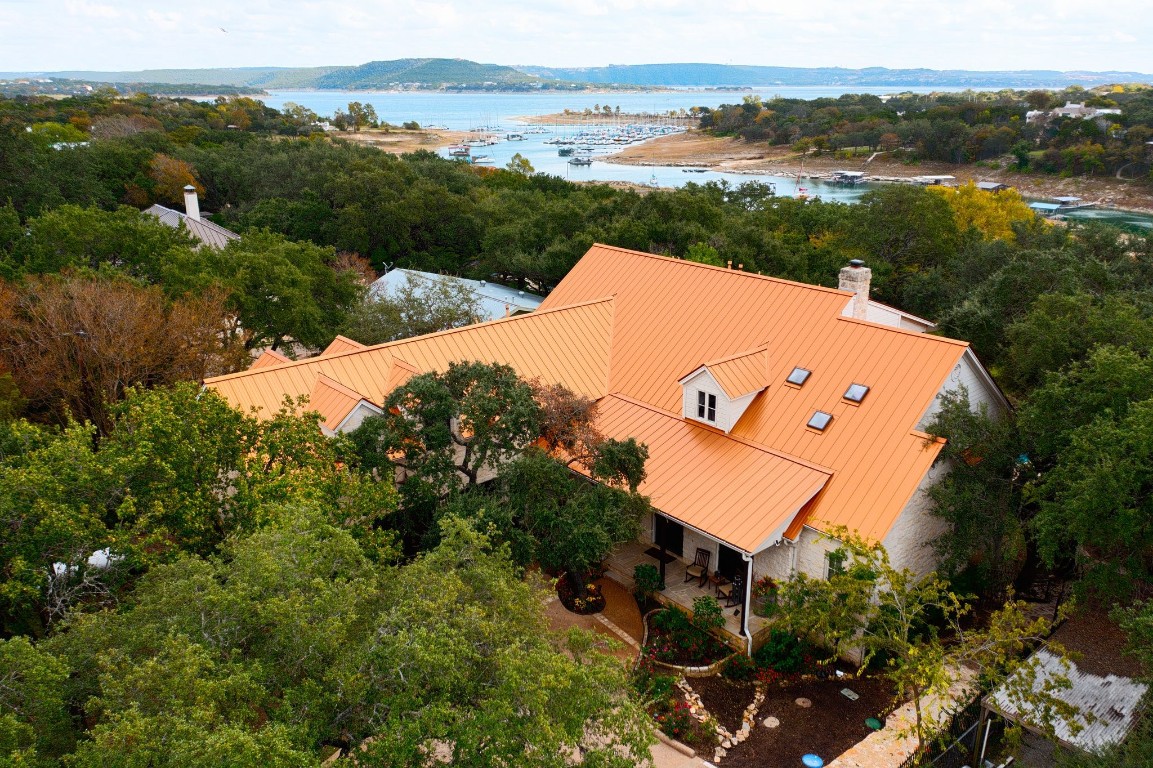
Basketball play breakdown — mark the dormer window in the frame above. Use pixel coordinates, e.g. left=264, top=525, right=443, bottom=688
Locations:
left=786, top=367, right=811, bottom=386
left=697, top=391, right=717, bottom=422
left=843, top=383, right=870, bottom=403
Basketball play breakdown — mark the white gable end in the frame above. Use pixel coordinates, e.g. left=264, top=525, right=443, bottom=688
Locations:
left=679, top=367, right=758, bottom=433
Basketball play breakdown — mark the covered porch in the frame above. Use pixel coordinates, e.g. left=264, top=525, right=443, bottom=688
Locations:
left=603, top=538, right=771, bottom=646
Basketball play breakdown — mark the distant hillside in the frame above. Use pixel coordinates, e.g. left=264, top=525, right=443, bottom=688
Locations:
left=0, top=77, right=263, bottom=97
left=33, top=59, right=580, bottom=91
left=515, top=63, right=1153, bottom=88
left=46, top=67, right=341, bottom=88
left=26, top=60, right=1153, bottom=92
left=313, top=58, right=544, bottom=89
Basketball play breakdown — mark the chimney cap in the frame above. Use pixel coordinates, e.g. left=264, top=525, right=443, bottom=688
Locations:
left=183, top=185, right=196, bottom=192
left=849, top=259, right=866, bottom=268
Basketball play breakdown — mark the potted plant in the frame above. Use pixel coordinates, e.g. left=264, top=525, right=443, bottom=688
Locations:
left=751, top=575, right=779, bottom=617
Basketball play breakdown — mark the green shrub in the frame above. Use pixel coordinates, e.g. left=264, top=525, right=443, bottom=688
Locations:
left=651, top=605, right=692, bottom=635
left=721, top=653, right=757, bottom=682
left=754, top=630, right=806, bottom=673
left=690, top=595, right=725, bottom=634
left=633, top=563, right=664, bottom=601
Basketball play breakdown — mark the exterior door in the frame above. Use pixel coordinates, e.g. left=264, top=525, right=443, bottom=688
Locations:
left=717, top=544, right=743, bottom=580
left=653, top=514, right=684, bottom=558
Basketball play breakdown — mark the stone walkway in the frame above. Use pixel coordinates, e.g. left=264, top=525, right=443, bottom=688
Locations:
left=828, top=668, right=977, bottom=768
left=543, top=578, right=715, bottom=767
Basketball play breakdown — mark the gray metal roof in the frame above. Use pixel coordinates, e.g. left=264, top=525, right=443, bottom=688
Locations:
left=976, top=181, right=1009, bottom=191
left=987, top=649, right=1148, bottom=753
left=370, top=269, right=544, bottom=321
left=144, top=204, right=240, bottom=249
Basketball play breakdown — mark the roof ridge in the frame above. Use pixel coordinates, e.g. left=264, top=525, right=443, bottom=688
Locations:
left=604, top=392, right=833, bottom=475
left=704, top=343, right=771, bottom=368
left=587, top=243, right=851, bottom=297
left=836, top=315, right=970, bottom=347
left=204, top=296, right=616, bottom=385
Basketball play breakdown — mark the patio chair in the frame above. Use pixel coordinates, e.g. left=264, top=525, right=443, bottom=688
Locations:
left=718, top=572, right=744, bottom=607
left=683, top=548, right=711, bottom=588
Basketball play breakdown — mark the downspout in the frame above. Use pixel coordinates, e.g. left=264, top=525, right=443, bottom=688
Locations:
left=787, top=537, right=798, bottom=578
left=741, top=551, right=754, bottom=655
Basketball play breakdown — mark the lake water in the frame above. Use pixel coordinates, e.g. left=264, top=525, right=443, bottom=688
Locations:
left=261, top=89, right=1153, bottom=227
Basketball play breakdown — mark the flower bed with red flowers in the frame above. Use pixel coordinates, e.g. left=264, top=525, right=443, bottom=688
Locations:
left=644, top=606, right=732, bottom=667
left=556, top=577, right=605, bottom=615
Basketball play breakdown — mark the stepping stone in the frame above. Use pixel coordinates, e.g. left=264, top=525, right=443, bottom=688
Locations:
left=795, top=697, right=812, bottom=708
left=840, top=688, right=860, bottom=701
left=762, top=716, right=780, bottom=728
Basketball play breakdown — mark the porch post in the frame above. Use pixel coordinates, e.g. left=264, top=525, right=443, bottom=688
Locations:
left=659, top=541, right=667, bottom=584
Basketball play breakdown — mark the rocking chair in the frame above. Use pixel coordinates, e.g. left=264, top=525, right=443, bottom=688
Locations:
left=717, top=572, right=744, bottom=608
left=684, top=548, right=711, bottom=588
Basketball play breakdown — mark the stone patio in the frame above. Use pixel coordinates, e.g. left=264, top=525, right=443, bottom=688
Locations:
left=604, top=540, right=770, bottom=643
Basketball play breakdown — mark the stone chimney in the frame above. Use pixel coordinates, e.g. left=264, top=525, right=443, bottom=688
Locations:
left=183, top=185, right=200, bottom=221
left=838, top=259, right=871, bottom=320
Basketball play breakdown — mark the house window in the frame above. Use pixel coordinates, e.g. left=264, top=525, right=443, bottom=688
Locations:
left=844, top=383, right=870, bottom=403
left=696, top=390, right=717, bottom=422
left=807, top=411, right=833, bottom=431
left=826, top=549, right=847, bottom=578
left=786, top=367, right=811, bottom=386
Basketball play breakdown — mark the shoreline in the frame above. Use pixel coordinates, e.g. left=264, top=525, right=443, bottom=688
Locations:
left=599, top=131, right=1153, bottom=216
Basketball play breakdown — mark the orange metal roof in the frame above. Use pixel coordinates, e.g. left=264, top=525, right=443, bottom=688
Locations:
left=541, top=245, right=966, bottom=544
left=250, top=349, right=291, bottom=370
left=310, top=374, right=365, bottom=431
left=206, top=297, right=616, bottom=418
left=699, top=345, right=771, bottom=399
left=209, top=244, right=973, bottom=549
left=321, top=335, right=367, bottom=356
left=593, top=395, right=830, bottom=552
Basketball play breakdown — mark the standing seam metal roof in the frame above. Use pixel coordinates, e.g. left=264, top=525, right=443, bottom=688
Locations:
left=209, top=244, right=975, bottom=549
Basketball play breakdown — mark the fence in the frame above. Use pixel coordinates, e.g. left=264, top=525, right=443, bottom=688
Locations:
left=894, top=696, right=984, bottom=768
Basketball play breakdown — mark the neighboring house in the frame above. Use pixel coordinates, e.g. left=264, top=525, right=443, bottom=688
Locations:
left=204, top=244, right=1007, bottom=649
left=144, top=185, right=240, bottom=249
left=976, top=181, right=1011, bottom=193
left=370, top=268, right=544, bottom=321
left=1026, top=102, right=1122, bottom=128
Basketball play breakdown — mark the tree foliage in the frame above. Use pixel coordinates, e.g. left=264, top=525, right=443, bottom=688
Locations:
left=0, top=273, right=245, bottom=431
left=340, top=271, right=482, bottom=345
left=925, top=389, right=1026, bottom=594
left=776, top=530, right=1076, bottom=750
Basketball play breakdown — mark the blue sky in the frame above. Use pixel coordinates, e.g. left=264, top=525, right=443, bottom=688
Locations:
left=1, top=0, right=1150, bottom=73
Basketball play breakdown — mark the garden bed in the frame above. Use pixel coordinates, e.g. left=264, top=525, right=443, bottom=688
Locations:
left=643, top=607, right=733, bottom=668
left=721, top=674, right=896, bottom=768
left=689, top=674, right=757, bottom=734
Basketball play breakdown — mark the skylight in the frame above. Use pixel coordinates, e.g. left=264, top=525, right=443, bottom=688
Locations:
left=807, top=411, right=833, bottom=431
left=786, top=367, right=811, bottom=386
left=844, top=383, right=870, bottom=403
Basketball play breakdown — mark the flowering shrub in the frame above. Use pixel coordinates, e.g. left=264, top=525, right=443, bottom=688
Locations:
left=646, top=606, right=730, bottom=666
left=721, top=653, right=757, bottom=682
left=654, top=699, right=694, bottom=739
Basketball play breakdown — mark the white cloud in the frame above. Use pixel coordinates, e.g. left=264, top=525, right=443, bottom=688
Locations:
left=1, top=0, right=1150, bottom=73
